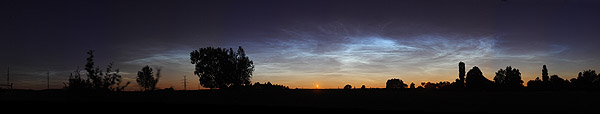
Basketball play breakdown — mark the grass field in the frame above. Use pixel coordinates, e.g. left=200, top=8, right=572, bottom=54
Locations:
left=1, top=89, right=599, bottom=113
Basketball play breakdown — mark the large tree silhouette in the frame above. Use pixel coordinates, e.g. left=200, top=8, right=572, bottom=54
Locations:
left=465, top=66, right=492, bottom=89
left=386, top=78, right=408, bottom=89
left=493, top=66, right=524, bottom=88
left=136, top=65, right=160, bottom=91
left=64, top=50, right=130, bottom=91
left=190, top=46, right=254, bottom=89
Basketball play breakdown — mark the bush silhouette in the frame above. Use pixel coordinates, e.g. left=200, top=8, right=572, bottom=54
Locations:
left=344, top=84, right=352, bottom=89
left=465, top=66, right=492, bottom=89
left=360, top=85, right=366, bottom=89
left=136, top=65, right=160, bottom=91
left=190, top=46, right=254, bottom=89
left=64, top=50, right=130, bottom=91
left=386, top=78, right=407, bottom=89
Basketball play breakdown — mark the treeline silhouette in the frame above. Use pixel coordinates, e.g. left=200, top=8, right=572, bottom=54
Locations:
left=248, top=82, right=289, bottom=89
left=382, top=62, right=600, bottom=90
left=60, top=47, right=600, bottom=91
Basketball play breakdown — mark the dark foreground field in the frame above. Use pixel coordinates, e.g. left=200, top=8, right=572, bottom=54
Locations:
left=1, top=89, right=599, bottom=113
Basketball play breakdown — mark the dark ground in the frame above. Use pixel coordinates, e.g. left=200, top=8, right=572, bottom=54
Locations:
left=1, top=89, right=599, bottom=113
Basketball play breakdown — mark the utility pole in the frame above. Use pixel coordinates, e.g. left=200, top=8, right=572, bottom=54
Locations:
left=183, top=75, right=187, bottom=91
left=47, top=71, right=50, bottom=90
left=7, top=67, right=9, bottom=85
left=6, top=67, right=11, bottom=90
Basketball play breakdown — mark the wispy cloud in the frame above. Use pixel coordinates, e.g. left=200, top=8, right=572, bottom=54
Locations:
left=107, top=22, right=584, bottom=89
left=245, top=24, right=502, bottom=88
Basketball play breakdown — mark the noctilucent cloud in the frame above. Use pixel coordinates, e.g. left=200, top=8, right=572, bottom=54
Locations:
left=1, top=0, right=600, bottom=90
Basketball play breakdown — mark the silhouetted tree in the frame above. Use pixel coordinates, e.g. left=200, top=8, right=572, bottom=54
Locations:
left=423, top=82, right=436, bottom=89
left=386, top=78, right=407, bottom=89
left=527, top=65, right=558, bottom=89
left=526, top=77, right=543, bottom=89
left=64, top=50, right=130, bottom=91
left=570, top=70, right=599, bottom=89
left=549, top=75, right=569, bottom=89
left=136, top=65, right=161, bottom=91
left=493, top=66, right=524, bottom=88
left=360, top=85, right=366, bottom=89
left=410, top=82, right=415, bottom=89
left=437, top=81, right=453, bottom=89
left=542, top=65, right=549, bottom=82
left=456, top=61, right=466, bottom=88
left=344, top=84, right=352, bottom=89
left=465, top=66, right=492, bottom=89
left=64, top=67, right=89, bottom=90
left=136, top=66, right=153, bottom=91
left=190, top=46, right=254, bottom=89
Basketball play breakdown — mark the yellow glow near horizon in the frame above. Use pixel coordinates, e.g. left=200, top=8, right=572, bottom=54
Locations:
left=316, top=84, right=319, bottom=89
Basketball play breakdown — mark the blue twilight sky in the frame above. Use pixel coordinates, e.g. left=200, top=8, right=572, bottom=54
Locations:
left=1, top=0, right=600, bottom=90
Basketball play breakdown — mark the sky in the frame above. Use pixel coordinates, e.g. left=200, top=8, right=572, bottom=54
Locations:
left=1, top=0, right=600, bottom=90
